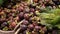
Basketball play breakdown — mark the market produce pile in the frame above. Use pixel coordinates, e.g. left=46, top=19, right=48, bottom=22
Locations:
left=0, top=0, right=60, bottom=34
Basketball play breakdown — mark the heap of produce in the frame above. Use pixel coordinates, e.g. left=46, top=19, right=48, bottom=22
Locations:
left=0, top=0, right=60, bottom=34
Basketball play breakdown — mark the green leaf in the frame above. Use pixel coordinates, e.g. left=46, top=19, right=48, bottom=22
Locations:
left=0, top=0, right=3, bottom=6
left=55, top=24, right=60, bottom=29
left=50, top=16, right=60, bottom=25
left=50, top=8, right=60, bottom=16
left=40, top=13, right=55, bottom=20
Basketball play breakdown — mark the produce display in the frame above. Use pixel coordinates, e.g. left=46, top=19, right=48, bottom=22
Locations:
left=0, top=0, right=60, bottom=34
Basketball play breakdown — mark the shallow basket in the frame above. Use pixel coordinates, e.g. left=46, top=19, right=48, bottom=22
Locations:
left=0, top=20, right=23, bottom=34
left=0, top=30, right=14, bottom=34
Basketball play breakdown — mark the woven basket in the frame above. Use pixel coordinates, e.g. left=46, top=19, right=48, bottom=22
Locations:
left=0, top=30, right=14, bottom=34
left=0, top=20, right=23, bottom=34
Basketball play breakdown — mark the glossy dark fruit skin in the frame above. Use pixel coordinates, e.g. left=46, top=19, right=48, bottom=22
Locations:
left=22, top=31, right=26, bottom=34
left=22, top=20, right=29, bottom=25
left=20, top=3, right=24, bottom=7
left=34, top=26, right=40, bottom=31
left=2, top=22, right=8, bottom=26
left=18, top=6, right=24, bottom=12
left=19, top=12, right=24, bottom=20
left=29, top=18, right=32, bottom=24
left=1, top=22, right=8, bottom=28
left=24, top=13, right=30, bottom=20
left=1, top=24, right=6, bottom=28
left=23, top=6, right=30, bottom=13
left=19, top=25, right=27, bottom=33
left=20, top=25, right=27, bottom=30
left=30, top=8, right=35, bottom=13
left=28, top=24, right=34, bottom=31
left=32, top=21, right=38, bottom=26
left=19, top=12, right=24, bottom=18
left=35, top=26, right=40, bottom=29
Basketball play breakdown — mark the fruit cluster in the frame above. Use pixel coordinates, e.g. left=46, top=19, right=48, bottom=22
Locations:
left=0, top=1, right=41, bottom=31
left=0, top=0, right=60, bottom=34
